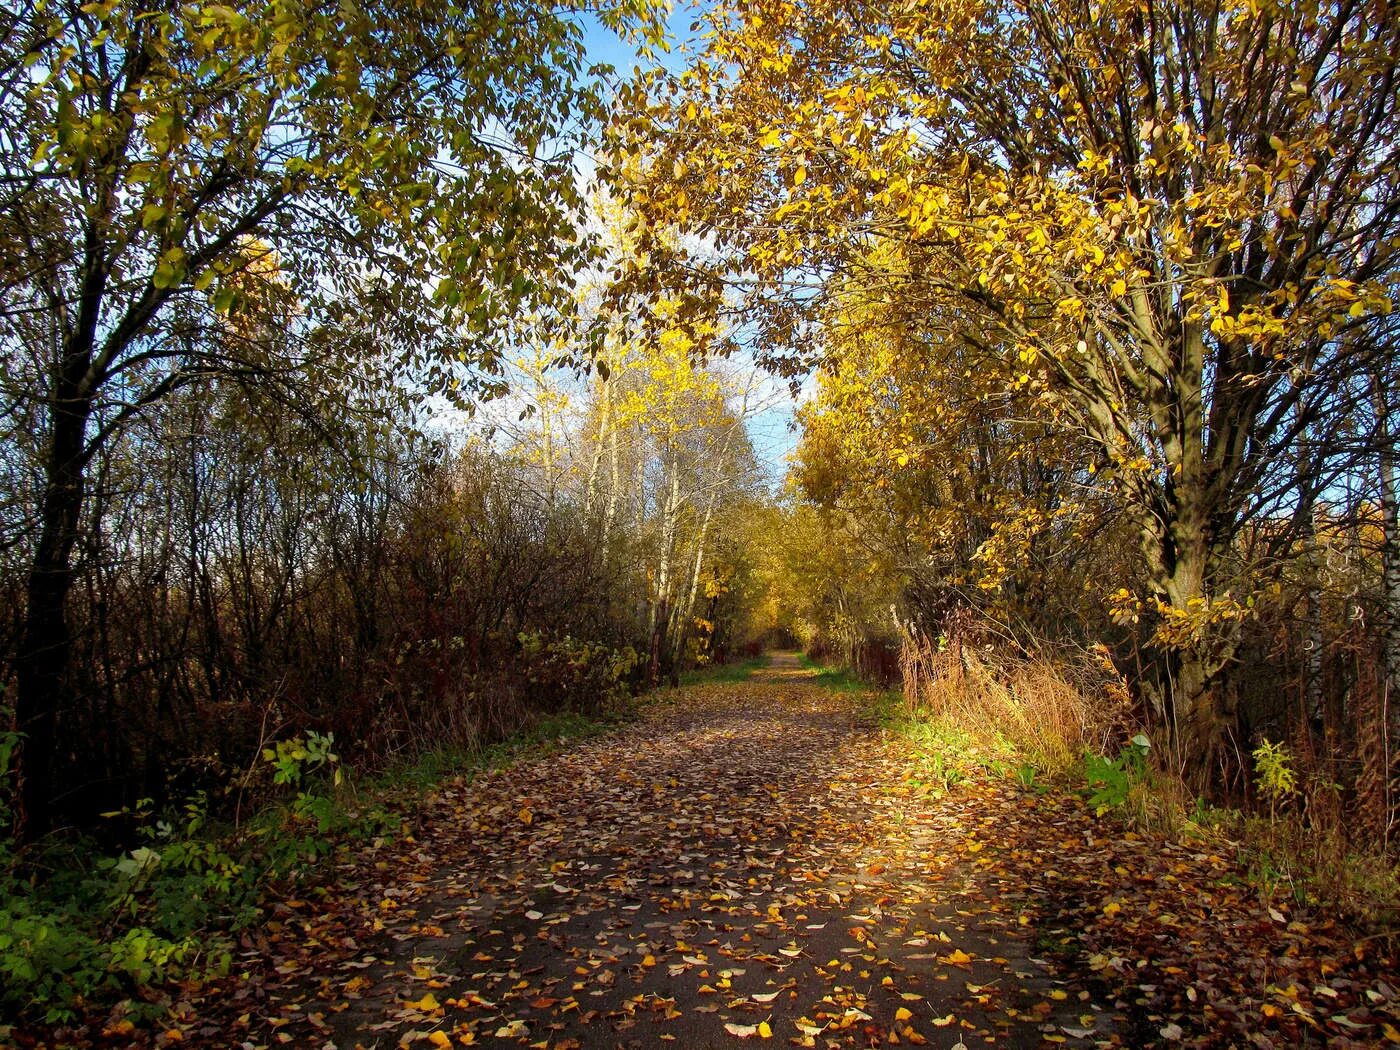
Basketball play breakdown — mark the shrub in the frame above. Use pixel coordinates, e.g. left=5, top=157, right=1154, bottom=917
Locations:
left=519, top=633, right=639, bottom=715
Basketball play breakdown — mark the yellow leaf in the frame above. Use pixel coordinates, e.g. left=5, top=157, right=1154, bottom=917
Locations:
left=428, top=1033, right=453, bottom=1049
left=894, top=1007, right=913, bottom=1022
left=794, top=165, right=807, bottom=186
left=518, top=806, right=533, bottom=824
left=757, top=1021, right=774, bottom=1038
left=406, top=993, right=442, bottom=1012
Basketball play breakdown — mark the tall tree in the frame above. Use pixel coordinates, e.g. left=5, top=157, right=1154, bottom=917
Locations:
left=0, top=0, right=661, bottom=836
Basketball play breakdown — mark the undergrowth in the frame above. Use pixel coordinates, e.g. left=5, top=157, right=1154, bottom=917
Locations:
left=809, top=642, right=1400, bottom=928
left=0, top=707, right=622, bottom=1027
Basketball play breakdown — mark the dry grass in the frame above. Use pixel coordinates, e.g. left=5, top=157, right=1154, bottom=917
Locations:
left=900, top=619, right=1399, bottom=925
left=900, top=629, right=1133, bottom=776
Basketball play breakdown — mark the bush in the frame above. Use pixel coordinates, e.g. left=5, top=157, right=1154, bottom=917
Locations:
left=0, top=728, right=380, bottom=1023
left=519, top=633, right=639, bottom=715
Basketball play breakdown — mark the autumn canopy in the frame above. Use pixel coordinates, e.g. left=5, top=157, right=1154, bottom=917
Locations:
left=607, top=0, right=1400, bottom=776
left=2, top=0, right=1400, bottom=1037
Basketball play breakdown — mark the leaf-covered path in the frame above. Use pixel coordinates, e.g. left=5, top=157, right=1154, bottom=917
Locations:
left=177, top=656, right=1397, bottom=1049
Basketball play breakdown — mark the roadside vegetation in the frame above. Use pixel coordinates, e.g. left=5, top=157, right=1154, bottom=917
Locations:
left=4, top=0, right=1400, bottom=1038
left=0, top=704, right=629, bottom=1027
left=803, top=640, right=1400, bottom=928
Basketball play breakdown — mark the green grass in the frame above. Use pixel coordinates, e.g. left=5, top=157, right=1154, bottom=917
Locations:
left=891, top=713, right=1016, bottom=793
left=379, top=708, right=624, bottom=793
left=795, top=655, right=1015, bottom=795
left=794, top=653, right=872, bottom=693
left=679, top=654, right=767, bottom=686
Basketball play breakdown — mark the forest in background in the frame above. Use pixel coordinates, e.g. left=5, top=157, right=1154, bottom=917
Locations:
left=3, top=0, right=1400, bottom=1028
left=0, top=0, right=787, bottom=847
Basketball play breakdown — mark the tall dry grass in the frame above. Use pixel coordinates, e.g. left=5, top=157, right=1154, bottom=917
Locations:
left=899, top=620, right=1136, bottom=776
left=899, top=616, right=1399, bottom=922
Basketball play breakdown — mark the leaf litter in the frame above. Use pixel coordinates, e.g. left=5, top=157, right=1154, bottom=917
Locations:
left=34, top=655, right=1400, bottom=1048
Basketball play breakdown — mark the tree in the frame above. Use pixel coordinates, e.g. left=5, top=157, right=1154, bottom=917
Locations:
left=793, top=277, right=1106, bottom=640
left=568, top=326, right=765, bottom=683
left=0, top=0, right=661, bottom=836
left=608, top=0, right=1400, bottom=781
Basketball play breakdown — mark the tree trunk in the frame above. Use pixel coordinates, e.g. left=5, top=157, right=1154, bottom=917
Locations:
left=1149, top=479, right=1236, bottom=787
left=647, top=464, right=681, bottom=687
left=604, top=412, right=622, bottom=538
left=14, top=394, right=92, bottom=840
left=648, top=597, right=669, bottom=688
left=1296, top=430, right=1324, bottom=733
left=584, top=376, right=611, bottom=520
left=674, top=493, right=718, bottom=667
left=1373, top=372, right=1400, bottom=788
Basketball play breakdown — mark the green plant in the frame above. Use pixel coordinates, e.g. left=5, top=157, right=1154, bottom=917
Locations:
left=0, top=866, right=218, bottom=1025
left=1252, top=738, right=1297, bottom=821
left=263, top=730, right=341, bottom=787
left=0, top=692, right=631, bottom=1025
left=105, top=793, right=255, bottom=938
left=1082, top=735, right=1151, bottom=816
left=0, top=899, right=108, bottom=1023
left=1082, top=751, right=1130, bottom=814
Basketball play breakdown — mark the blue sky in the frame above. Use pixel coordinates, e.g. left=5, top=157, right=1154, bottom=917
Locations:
left=575, top=2, right=700, bottom=79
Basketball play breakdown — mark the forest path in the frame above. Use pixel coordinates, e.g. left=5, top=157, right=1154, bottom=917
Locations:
left=198, top=654, right=1110, bottom=1049
left=184, top=657, right=1400, bottom=1050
